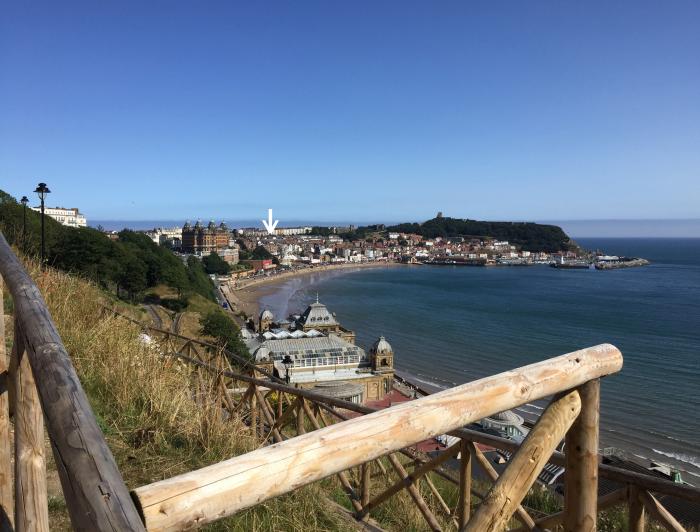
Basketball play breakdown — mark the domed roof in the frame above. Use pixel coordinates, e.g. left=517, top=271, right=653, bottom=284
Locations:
left=260, top=309, right=274, bottom=321
left=194, top=220, right=202, bottom=229
left=183, top=220, right=191, bottom=229
left=372, top=336, right=393, bottom=354
left=486, top=410, right=524, bottom=426
left=254, top=346, right=271, bottom=362
left=207, top=220, right=216, bottom=230
left=297, top=296, right=337, bottom=327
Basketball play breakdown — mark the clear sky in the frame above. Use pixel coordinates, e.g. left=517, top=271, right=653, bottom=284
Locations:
left=1, top=1, right=699, bottom=225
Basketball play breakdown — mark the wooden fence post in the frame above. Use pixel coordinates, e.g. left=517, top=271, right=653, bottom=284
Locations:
left=253, top=388, right=283, bottom=443
left=361, top=463, right=370, bottom=520
left=0, top=275, right=12, bottom=531
left=465, top=390, right=581, bottom=532
left=13, top=328, right=49, bottom=532
left=468, top=443, right=536, bottom=529
left=387, top=454, right=442, bottom=531
left=250, top=384, right=258, bottom=436
left=296, top=398, right=306, bottom=435
left=628, top=485, right=645, bottom=532
left=457, top=438, right=471, bottom=528
left=564, top=379, right=600, bottom=532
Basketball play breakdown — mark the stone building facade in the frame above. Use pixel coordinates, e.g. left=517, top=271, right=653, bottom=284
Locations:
left=244, top=299, right=394, bottom=404
left=181, top=221, right=231, bottom=254
left=31, top=206, right=87, bottom=228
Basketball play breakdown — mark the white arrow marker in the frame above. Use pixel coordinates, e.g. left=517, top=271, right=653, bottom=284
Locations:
left=261, top=208, right=279, bottom=234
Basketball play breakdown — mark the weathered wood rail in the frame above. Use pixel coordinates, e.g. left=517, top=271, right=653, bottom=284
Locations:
left=2, top=232, right=699, bottom=531
left=128, top=314, right=700, bottom=531
left=0, top=233, right=146, bottom=531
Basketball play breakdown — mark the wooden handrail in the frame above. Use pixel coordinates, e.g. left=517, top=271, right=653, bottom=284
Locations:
left=145, top=324, right=700, bottom=528
left=132, top=344, right=622, bottom=530
left=0, top=234, right=145, bottom=531
left=151, top=324, right=700, bottom=504
left=113, top=278, right=699, bottom=530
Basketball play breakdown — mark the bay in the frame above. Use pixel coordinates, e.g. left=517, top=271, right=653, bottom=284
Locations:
left=259, top=238, right=700, bottom=480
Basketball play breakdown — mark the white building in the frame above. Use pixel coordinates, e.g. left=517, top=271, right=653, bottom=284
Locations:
left=144, top=227, right=183, bottom=247
left=31, top=206, right=86, bottom=228
left=275, top=226, right=313, bottom=236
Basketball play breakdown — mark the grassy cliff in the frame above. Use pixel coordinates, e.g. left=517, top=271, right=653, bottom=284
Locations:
left=3, top=256, right=356, bottom=531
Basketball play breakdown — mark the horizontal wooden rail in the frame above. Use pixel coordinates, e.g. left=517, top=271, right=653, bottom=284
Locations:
left=148, top=324, right=700, bottom=526
left=0, top=233, right=146, bottom=531
left=132, top=344, right=622, bottom=530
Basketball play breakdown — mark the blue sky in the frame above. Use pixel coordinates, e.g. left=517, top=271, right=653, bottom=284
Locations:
left=1, top=1, right=699, bottom=225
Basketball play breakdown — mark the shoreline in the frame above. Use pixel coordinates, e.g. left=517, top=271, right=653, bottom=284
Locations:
left=221, top=256, right=700, bottom=482
left=224, top=261, right=405, bottom=320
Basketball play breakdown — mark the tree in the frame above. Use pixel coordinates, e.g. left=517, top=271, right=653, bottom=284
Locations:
left=250, top=245, right=273, bottom=260
left=202, top=252, right=231, bottom=275
left=200, top=311, right=250, bottom=360
left=186, top=256, right=216, bottom=300
left=116, top=250, right=147, bottom=301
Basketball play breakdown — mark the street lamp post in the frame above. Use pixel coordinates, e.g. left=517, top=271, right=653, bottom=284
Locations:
left=20, top=196, right=29, bottom=253
left=282, top=355, right=293, bottom=384
left=34, top=182, right=50, bottom=265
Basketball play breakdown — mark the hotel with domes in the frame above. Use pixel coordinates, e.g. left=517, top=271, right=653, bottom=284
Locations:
left=242, top=297, right=394, bottom=404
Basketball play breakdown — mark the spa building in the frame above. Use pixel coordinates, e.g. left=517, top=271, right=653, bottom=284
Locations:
left=243, top=297, right=394, bottom=404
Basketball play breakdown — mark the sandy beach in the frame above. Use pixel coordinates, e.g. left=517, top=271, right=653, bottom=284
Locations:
left=223, top=262, right=404, bottom=320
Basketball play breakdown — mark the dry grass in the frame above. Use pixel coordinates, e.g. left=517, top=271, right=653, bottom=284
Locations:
left=5, top=259, right=353, bottom=530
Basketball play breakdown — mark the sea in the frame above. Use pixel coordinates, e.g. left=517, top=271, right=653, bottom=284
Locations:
left=257, top=238, right=700, bottom=481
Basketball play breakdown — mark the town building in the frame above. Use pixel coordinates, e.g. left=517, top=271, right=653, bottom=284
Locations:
left=244, top=298, right=394, bottom=403
left=181, top=220, right=231, bottom=254
left=274, top=226, right=312, bottom=236
left=241, top=259, right=274, bottom=272
left=31, top=206, right=86, bottom=228
left=145, top=227, right=183, bottom=248
left=218, top=247, right=240, bottom=265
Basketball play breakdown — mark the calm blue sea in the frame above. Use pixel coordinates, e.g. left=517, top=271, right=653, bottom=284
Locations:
left=259, top=238, right=700, bottom=479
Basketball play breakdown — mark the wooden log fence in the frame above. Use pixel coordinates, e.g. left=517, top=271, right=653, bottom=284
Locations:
left=135, top=322, right=700, bottom=532
left=2, top=233, right=699, bottom=531
left=0, top=233, right=145, bottom=531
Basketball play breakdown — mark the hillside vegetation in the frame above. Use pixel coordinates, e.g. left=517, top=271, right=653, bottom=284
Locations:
left=2, top=256, right=357, bottom=531
left=385, top=217, right=573, bottom=252
left=0, top=190, right=214, bottom=302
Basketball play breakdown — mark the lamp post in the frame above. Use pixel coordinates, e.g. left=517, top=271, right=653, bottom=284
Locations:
left=34, top=182, right=50, bottom=264
left=282, top=355, right=293, bottom=384
left=20, top=196, right=29, bottom=253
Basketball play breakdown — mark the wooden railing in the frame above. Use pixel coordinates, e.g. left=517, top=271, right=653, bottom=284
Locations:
left=0, top=234, right=146, bottom=531
left=2, top=232, right=699, bottom=531
left=131, top=319, right=699, bottom=532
